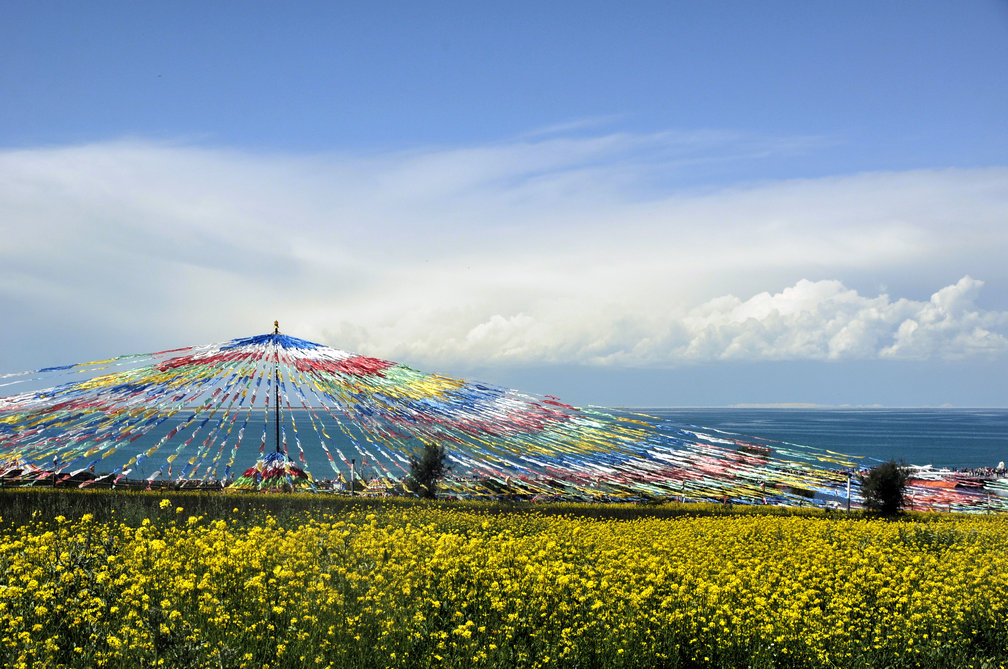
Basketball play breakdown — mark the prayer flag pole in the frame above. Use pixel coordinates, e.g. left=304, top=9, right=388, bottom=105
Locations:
left=274, top=320, right=281, bottom=455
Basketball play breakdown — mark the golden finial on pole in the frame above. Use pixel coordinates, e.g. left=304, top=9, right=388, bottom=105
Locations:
left=274, top=320, right=279, bottom=335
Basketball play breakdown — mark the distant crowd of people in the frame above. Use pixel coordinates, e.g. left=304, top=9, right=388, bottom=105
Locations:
left=955, top=464, right=1007, bottom=478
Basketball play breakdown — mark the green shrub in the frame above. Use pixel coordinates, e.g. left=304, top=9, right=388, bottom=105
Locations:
left=859, top=460, right=909, bottom=516
left=407, top=442, right=448, bottom=499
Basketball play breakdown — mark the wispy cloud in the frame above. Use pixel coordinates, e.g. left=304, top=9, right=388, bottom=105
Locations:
left=1, top=133, right=1006, bottom=370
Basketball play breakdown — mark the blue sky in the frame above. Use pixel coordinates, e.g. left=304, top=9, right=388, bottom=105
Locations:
left=2, top=1, right=1007, bottom=406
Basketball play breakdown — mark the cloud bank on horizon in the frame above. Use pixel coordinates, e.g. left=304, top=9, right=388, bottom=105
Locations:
left=2, top=132, right=1006, bottom=373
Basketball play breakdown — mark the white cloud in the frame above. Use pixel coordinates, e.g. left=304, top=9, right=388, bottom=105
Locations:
left=339, top=276, right=1007, bottom=366
left=1, top=134, right=1007, bottom=370
left=880, top=277, right=1008, bottom=359
left=682, top=275, right=1008, bottom=363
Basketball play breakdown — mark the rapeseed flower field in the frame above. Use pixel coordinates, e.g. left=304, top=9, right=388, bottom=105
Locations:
left=1, top=492, right=1006, bottom=668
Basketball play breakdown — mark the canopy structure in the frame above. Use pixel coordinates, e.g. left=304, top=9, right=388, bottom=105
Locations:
left=1, top=328, right=1005, bottom=510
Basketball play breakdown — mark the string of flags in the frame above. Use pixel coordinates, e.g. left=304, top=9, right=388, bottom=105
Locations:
left=1, top=329, right=1005, bottom=510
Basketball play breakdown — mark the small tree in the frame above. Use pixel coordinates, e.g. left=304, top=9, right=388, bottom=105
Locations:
left=408, top=442, right=448, bottom=499
left=859, top=459, right=909, bottom=516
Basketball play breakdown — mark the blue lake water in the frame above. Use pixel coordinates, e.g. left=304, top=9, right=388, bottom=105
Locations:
left=645, top=408, right=1008, bottom=470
